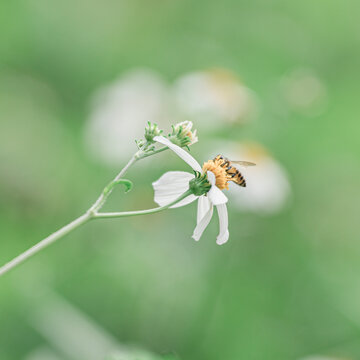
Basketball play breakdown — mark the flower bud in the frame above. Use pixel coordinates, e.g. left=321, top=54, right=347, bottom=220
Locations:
left=144, top=122, right=163, bottom=142
left=169, top=121, right=198, bottom=147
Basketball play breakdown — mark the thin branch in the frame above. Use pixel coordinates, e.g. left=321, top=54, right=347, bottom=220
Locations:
left=94, top=190, right=193, bottom=219
left=0, top=213, right=91, bottom=277
left=0, top=141, right=181, bottom=277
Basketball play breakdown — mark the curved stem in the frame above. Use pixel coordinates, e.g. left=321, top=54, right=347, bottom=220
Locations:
left=0, top=213, right=91, bottom=277
left=89, top=154, right=138, bottom=212
left=0, top=190, right=193, bottom=277
left=0, top=142, right=179, bottom=277
left=137, top=146, right=167, bottom=159
left=90, top=145, right=169, bottom=212
left=95, top=190, right=193, bottom=219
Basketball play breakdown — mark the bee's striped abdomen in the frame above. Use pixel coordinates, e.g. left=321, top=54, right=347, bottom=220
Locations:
left=233, top=172, right=246, bottom=187
left=212, top=154, right=247, bottom=187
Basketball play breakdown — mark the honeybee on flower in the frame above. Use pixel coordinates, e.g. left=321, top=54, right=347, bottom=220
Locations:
left=204, top=155, right=256, bottom=188
left=152, top=136, right=255, bottom=245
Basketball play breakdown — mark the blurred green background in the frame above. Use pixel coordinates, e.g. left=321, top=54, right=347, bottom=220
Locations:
left=1, top=1, right=360, bottom=359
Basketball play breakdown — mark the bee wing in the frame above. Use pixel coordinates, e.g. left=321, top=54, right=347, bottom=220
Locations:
left=231, top=161, right=256, bottom=167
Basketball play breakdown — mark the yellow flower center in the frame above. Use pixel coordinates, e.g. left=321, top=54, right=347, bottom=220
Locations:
left=202, top=158, right=232, bottom=190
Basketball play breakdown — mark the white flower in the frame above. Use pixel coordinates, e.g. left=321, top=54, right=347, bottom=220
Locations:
left=224, top=142, right=291, bottom=214
left=280, top=68, right=328, bottom=117
left=173, top=69, right=258, bottom=127
left=152, top=136, right=230, bottom=245
left=84, top=69, right=170, bottom=166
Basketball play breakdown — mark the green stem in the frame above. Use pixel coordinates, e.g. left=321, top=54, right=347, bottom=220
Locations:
left=0, top=213, right=92, bottom=277
left=90, top=145, right=168, bottom=212
left=0, top=141, right=181, bottom=277
left=0, top=190, right=192, bottom=277
left=137, top=146, right=167, bottom=159
left=89, top=154, right=139, bottom=212
left=95, top=189, right=193, bottom=219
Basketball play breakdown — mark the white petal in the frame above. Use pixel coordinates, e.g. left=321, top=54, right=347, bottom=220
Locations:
left=192, top=196, right=214, bottom=241
left=206, top=171, right=228, bottom=205
left=208, top=186, right=228, bottom=205
left=216, top=204, right=229, bottom=245
left=153, top=171, right=197, bottom=208
left=171, top=194, right=198, bottom=208
left=154, top=135, right=202, bottom=172
left=197, top=194, right=211, bottom=223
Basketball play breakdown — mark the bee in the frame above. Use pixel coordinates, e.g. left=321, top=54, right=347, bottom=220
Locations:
left=214, top=154, right=256, bottom=187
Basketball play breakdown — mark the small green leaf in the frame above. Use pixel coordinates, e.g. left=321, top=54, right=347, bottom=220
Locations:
left=103, top=179, right=133, bottom=195
left=113, top=179, right=133, bottom=193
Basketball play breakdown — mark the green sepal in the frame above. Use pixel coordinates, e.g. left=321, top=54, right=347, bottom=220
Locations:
left=189, top=171, right=211, bottom=196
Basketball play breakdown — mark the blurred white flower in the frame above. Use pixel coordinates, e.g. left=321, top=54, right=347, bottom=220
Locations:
left=281, top=68, right=328, bottom=117
left=84, top=69, right=170, bottom=166
left=24, top=288, right=161, bottom=360
left=173, top=68, right=258, bottom=127
left=25, top=347, right=62, bottom=360
left=152, top=136, right=229, bottom=245
left=223, top=142, right=291, bottom=214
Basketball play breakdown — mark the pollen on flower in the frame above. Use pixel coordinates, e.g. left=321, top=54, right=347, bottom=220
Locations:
left=202, top=158, right=232, bottom=190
